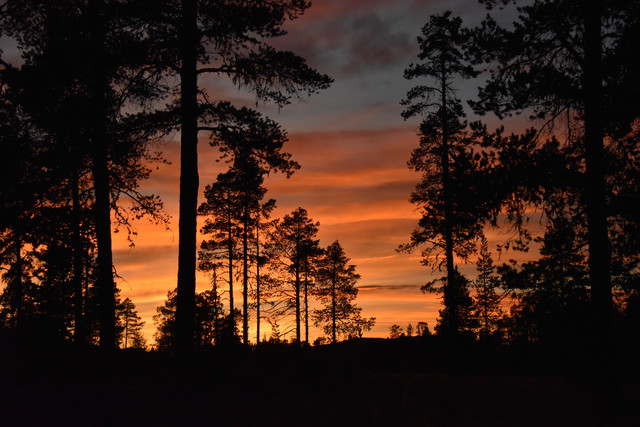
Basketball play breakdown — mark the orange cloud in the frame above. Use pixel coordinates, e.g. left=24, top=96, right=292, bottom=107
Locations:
left=113, top=116, right=547, bottom=345
left=105, top=0, right=545, bottom=346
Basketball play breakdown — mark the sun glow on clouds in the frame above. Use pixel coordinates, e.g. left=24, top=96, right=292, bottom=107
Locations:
left=113, top=124, right=441, bottom=342
left=110, top=0, right=530, bottom=344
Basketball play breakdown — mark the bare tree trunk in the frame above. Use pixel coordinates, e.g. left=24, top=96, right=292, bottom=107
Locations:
left=227, top=199, right=235, bottom=336
left=295, top=237, right=301, bottom=343
left=12, top=233, right=24, bottom=332
left=483, top=304, right=489, bottom=339
left=255, top=229, right=260, bottom=344
left=331, top=258, right=337, bottom=344
left=583, top=0, right=612, bottom=343
left=212, top=265, right=220, bottom=342
left=175, top=0, right=199, bottom=352
left=440, top=64, right=458, bottom=335
left=242, top=205, right=249, bottom=345
left=124, top=318, right=129, bottom=349
left=304, top=263, right=309, bottom=344
left=89, top=0, right=116, bottom=350
left=92, top=111, right=116, bottom=350
left=71, top=171, right=86, bottom=343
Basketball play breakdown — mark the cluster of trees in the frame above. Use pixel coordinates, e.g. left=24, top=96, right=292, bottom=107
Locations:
left=389, top=322, right=431, bottom=339
left=154, top=206, right=375, bottom=349
left=400, top=1, right=640, bottom=349
left=2, top=0, right=638, bottom=355
left=0, top=0, right=167, bottom=347
left=0, top=0, right=331, bottom=350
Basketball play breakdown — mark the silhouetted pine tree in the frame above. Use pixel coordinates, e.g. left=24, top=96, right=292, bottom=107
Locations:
left=400, top=12, right=484, bottom=336
left=252, top=203, right=277, bottom=345
left=146, top=0, right=332, bottom=352
left=0, top=83, right=50, bottom=333
left=153, top=288, right=226, bottom=350
left=312, top=241, right=375, bottom=343
left=201, top=105, right=298, bottom=345
left=118, top=297, right=146, bottom=349
left=264, top=208, right=319, bottom=343
left=300, top=238, right=322, bottom=344
left=498, top=213, right=590, bottom=344
left=472, top=237, right=504, bottom=341
left=199, top=172, right=243, bottom=341
left=1, top=0, right=168, bottom=348
left=470, top=0, right=640, bottom=348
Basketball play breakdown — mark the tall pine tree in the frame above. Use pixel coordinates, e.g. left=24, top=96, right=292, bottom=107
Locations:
left=470, top=0, right=640, bottom=353
left=400, top=12, right=484, bottom=336
left=147, top=0, right=331, bottom=351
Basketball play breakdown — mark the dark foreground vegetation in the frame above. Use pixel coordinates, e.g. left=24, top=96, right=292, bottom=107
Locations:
left=2, top=332, right=638, bottom=426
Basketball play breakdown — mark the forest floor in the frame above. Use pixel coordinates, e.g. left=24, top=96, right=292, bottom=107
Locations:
left=1, top=334, right=639, bottom=426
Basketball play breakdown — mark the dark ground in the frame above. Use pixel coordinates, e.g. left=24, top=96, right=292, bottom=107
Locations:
left=1, top=333, right=638, bottom=426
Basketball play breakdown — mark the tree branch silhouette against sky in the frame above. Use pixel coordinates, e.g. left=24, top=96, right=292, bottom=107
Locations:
left=2, top=2, right=640, bottom=424
left=0, top=0, right=527, bottom=343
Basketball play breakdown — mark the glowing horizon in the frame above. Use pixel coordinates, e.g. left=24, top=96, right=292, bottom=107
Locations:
left=108, top=0, right=537, bottom=346
left=0, top=0, right=539, bottom=346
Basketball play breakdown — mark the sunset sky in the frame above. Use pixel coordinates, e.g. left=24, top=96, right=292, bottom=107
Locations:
left=104, top=0, right=527, bottom=344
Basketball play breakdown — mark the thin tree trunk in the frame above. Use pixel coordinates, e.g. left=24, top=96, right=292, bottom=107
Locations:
left=175, top=0, right=199, bottom=352
left=212, top=264, right=220, bottom=342
left=331, top=258, right=337, bottom=344
left=124, top=318, right=129, bottom=349
left=256, top=229, right=260, bottom=344
left=483, top=303, right=489, bottom=339
left=304, top=262, right=309, bottom=344
left=227, top=199, right=235, bottom=336
left=242, top=204, right=249, bottom=345
left=12, top=233, right=24, bottom=331
left=295, top=235, right=301, bottom=343
left=83, top=258, right=90, bottom=334
left=71, top=171, right=85, bottom=343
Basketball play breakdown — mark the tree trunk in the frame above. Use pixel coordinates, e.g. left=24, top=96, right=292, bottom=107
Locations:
left=295, top=236, right=301, bottom=343
left=255, top=229, right=260, bottom=344
left=124, top=318, right=129, bottom=349
left=71, top=171, right=86, bottom=343
left=440, top=64, right=458, bottom=335
left=583, top=0, right=613, bottom=357
left=483, top=302, right=489, bottom=339
left=12, top=233, right=24, bottom=331
left=227, top=199, right=235, bottom=336
left=304, top=262, right=309, bottom=344
left=213, top=265, right=220, bottom=342
left=242, top=204, right=249, bottom=345
left=92, top=116, right=116, bottom=351
left=175, top=0, right=199, bottom=352
left=331, top=258, right=337, bottom=344
left=89, top=0, right=116, bottom=350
